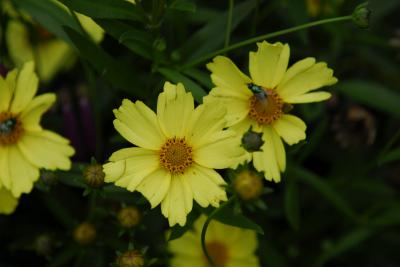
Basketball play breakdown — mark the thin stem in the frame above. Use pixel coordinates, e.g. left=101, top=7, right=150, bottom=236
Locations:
left=378, top=128, right=400, bottom=164
left=182, top=15, right=352, bottom=69
left=201, top=196, right=236, bottom=267
left=224, top=0, right=234, bottom=48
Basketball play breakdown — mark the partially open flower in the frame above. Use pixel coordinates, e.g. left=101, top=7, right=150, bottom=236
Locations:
left=73, top=222, right=96, bottom=245
left=117, top=250, right=145, bottom=267
left=118, top=206, right=141, bottom=228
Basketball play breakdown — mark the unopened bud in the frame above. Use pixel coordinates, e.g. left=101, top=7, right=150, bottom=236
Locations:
left=73, top=222, right=96, bottom=245
left=241, top=129, right=264, bottom=152
left=84, top=164, right=105, bottom=188
left=117, top=250, right=145, bottom=267
left=352, top=2, right=371, bottom=29
left=118, top=206, right=141, bottom=228
left=233, top=170, right=263, bottom=201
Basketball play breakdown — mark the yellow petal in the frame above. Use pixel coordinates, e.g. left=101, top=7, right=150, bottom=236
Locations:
left=76, top=13, right=104, bottom=43
left=270, top=127, right=286, bottom=172
left=8, top=145, right=40, bottom=197
left=203, top=95, right=249, bottom=127
left=207, top=56, right=252, bottom=100
left=194, top=130, right=244, bottom=169
left=249, top=41, right=290, bottom=89
left=186, top=102, right=228, bottom=147
left=161, top=174, right=194, bottom=226
left=10, top=61, right=39, bottom=114
left=0, top=147, right=12, bottom=189
left=284, top=91, right=332, bottom=103
left=273, top=115, right=306, bottom=145
left=113, top=99, right=165, bottom=150
left=105, top=148, right=159, bottom=190
left=253, top=127, right=281, bottom=182
left=168, top=230, right=201, bottom=257
left=157, top=82, right=194, bottom=138
left=0, top=187, right=18, bottom=215
left=170, top=257, right=204, bottom=267
left=277, top=60, right=338, bottom=100
left=137, top=168, right=171, bottom=208
left=6, top=20, right=34, bottom=68
left=0, top=76, right=12, bottom=111
left=229, top=230, right=258, bottom=259
left=20, top=94, right=56, bottom=131
left=18, top=130, right=74, bottom=170
left=36, top=40, right=75, bottom=82
left=229, top=258, right=261, bottom=267
left=185, top=164, right=227, bottom=208
left=5, top=69, right=18, bottom=94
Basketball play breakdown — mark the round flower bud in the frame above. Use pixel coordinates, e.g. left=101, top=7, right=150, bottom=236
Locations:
left=118, top=206, right=141, bottom=228
left=352, top=2, right=371, bottom=29
left=83, top=164, right=105, bottom=188
left=73, top=222, right=96, bottom=245
left=233, top=170, right=263, bottom=201
left=117, top=250, right=145, bottom=267
left=241, top=129, right=264, bottom=152
left=34, top=234, right=52, bottom=257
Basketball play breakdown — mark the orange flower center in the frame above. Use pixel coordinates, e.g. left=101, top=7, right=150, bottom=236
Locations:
left=0, top=112, right=24, bottom=146
left=205, top=241, right=229, bottom=267
left=159, top=137, right=193, bottom=174
left=248, top=87, right=284, bottom=125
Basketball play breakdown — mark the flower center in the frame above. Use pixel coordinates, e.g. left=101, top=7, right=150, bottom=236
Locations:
left=159, top=137, right=193, bottom=174
left=205, top=241, right=229, bottom=267
left=0, top=112, right=24, bottom=146
left=248, top=86, right=284, bottom=125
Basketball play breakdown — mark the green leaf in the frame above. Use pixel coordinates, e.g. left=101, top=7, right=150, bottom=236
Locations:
left=63, top=26, right=147, bottom=98
left=12, top=0, right=81, bottom=44
left=59, top=0, right=146, bottom=21
left=315, top=228, right=372, bottom=267
left=177, top=0, right=257, bottom=62
left=158, top=68, right=207, bottom=103
left=284, top=178, right=300, bottom=230
left=378, top=147, right=400, bottom=165
left=95, top=19, right=155, bottom=60
left=169, top=0, right=197, bottom=13
left=183, top=68, right=213, bottom=89
left=200, top=201, right=264, bottom=234
left=292, top=165, right=359, bottom=221
left=169, top=210, right=200, bottom=241
left=335, top=80, right=400, bottom=117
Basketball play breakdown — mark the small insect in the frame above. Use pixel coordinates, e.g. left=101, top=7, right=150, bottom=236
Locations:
left=247, top=83, right=268, bottom=104
left=0, top=118, right=17, bottom=134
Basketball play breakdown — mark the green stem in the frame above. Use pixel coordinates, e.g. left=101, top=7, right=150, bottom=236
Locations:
left=201, top=196, right=236, bottom=267
left=378, top=128, right=400, bottom=164
left=182, top=15, right=352, bottom=69
left=224, top=0, right=234, bottom=48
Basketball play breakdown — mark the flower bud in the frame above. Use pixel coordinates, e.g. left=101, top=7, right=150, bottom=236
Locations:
left=73, top=222, right=96, bottom=245
left=34, top=234, right=53, bottom=257
left=117, top=250, right=145, bottom=267
left=233, top=170, right=263, bottom=201
left=118, top=206, right=141, bottom=228
left=241, top=129, right=264, bottom=152
left=83, top=164, right=105, bottom=188
left=352, top=2, right=371, bottom=29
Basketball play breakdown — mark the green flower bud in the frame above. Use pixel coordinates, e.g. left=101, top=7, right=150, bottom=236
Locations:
left=84, top=164, right=105, bottom=188
left=352, top=2, right=371, bottom=29
left=233, top=170, right=264, bottom=201
left=118, top=206, right=141, bottom=228
left=73, top=222, right=97, bottom=245
left=117, top=250, right=145, bottom=267
left=241, top=129, right=264, bottom=152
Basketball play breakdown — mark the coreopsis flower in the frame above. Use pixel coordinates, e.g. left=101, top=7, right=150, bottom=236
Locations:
left=0, top=187, right=18, bottom=215
left=168, top=216, right=260, bottom=267
left=5, top=0, right=103, bottom=82
left=0, top=62, right=75, bottom=197
left=103, top=82, right=244, bottom=226
left=206, top=41, right=337, bottom=182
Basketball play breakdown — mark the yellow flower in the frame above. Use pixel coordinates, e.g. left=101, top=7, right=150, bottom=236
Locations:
left=103, top=82, right=244, bottom=226
left=0, top=62, right=75, bottom=197
left=5, top=0, right=104, bottom=82
left=168, top=215, right=260, bottom=267
left=205, top=41, right=337, bottom=182
left=0, top=187, right=18, bottom=215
